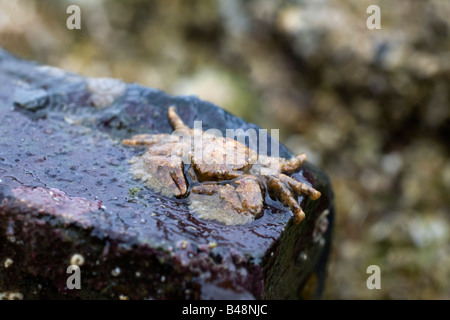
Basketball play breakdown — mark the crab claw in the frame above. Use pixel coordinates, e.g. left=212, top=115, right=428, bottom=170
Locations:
left=129, top=153, right=187, bottom=197
left=189, top=175, right=264, bottom=225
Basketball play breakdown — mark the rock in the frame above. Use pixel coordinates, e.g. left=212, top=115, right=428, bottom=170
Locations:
left=0, top=49, right=334, bottom=299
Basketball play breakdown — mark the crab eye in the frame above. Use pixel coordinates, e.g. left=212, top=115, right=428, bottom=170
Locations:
left=215, top=170, right=223, bottom=176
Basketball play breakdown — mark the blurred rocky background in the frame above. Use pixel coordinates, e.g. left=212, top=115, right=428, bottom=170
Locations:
left=0, top=0, right=448, bottom=299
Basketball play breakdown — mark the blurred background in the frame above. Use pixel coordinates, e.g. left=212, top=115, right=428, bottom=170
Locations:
left=0, top=0, right=448, bottom=299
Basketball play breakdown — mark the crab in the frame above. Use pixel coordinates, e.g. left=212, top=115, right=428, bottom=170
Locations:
left=122, top=106, right=321, bottom=225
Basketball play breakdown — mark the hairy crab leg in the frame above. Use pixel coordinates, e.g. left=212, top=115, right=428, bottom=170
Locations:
left=191, top=184, right=220, bottom=195
left=279, top=154, right=307, bottom=172
left=122, top=134, right=173, bottom=146
left=168, top=106, right=190, bottom=131
left=278, top=173, right=321, bottom=200
left=266, top=176, right=306, bottom=224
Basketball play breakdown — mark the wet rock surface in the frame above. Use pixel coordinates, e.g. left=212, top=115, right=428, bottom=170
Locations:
left=0, top=49, right=334, bottom=299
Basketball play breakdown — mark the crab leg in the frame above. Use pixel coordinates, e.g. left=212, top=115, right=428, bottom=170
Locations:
left=266, top=176, right=306, bottom=224
left=168, top=106, right=190, bottom=131
left=122, top=134, right=173, bottom=146
left=278, top=173, right=321, bottom=200
left=191, top=183, right=220, bottom=195
left=279, top=154, right=307, bottom=172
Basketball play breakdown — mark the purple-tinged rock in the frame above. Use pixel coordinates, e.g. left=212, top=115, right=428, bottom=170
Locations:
left=0, top=49, right=334, bottom=300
